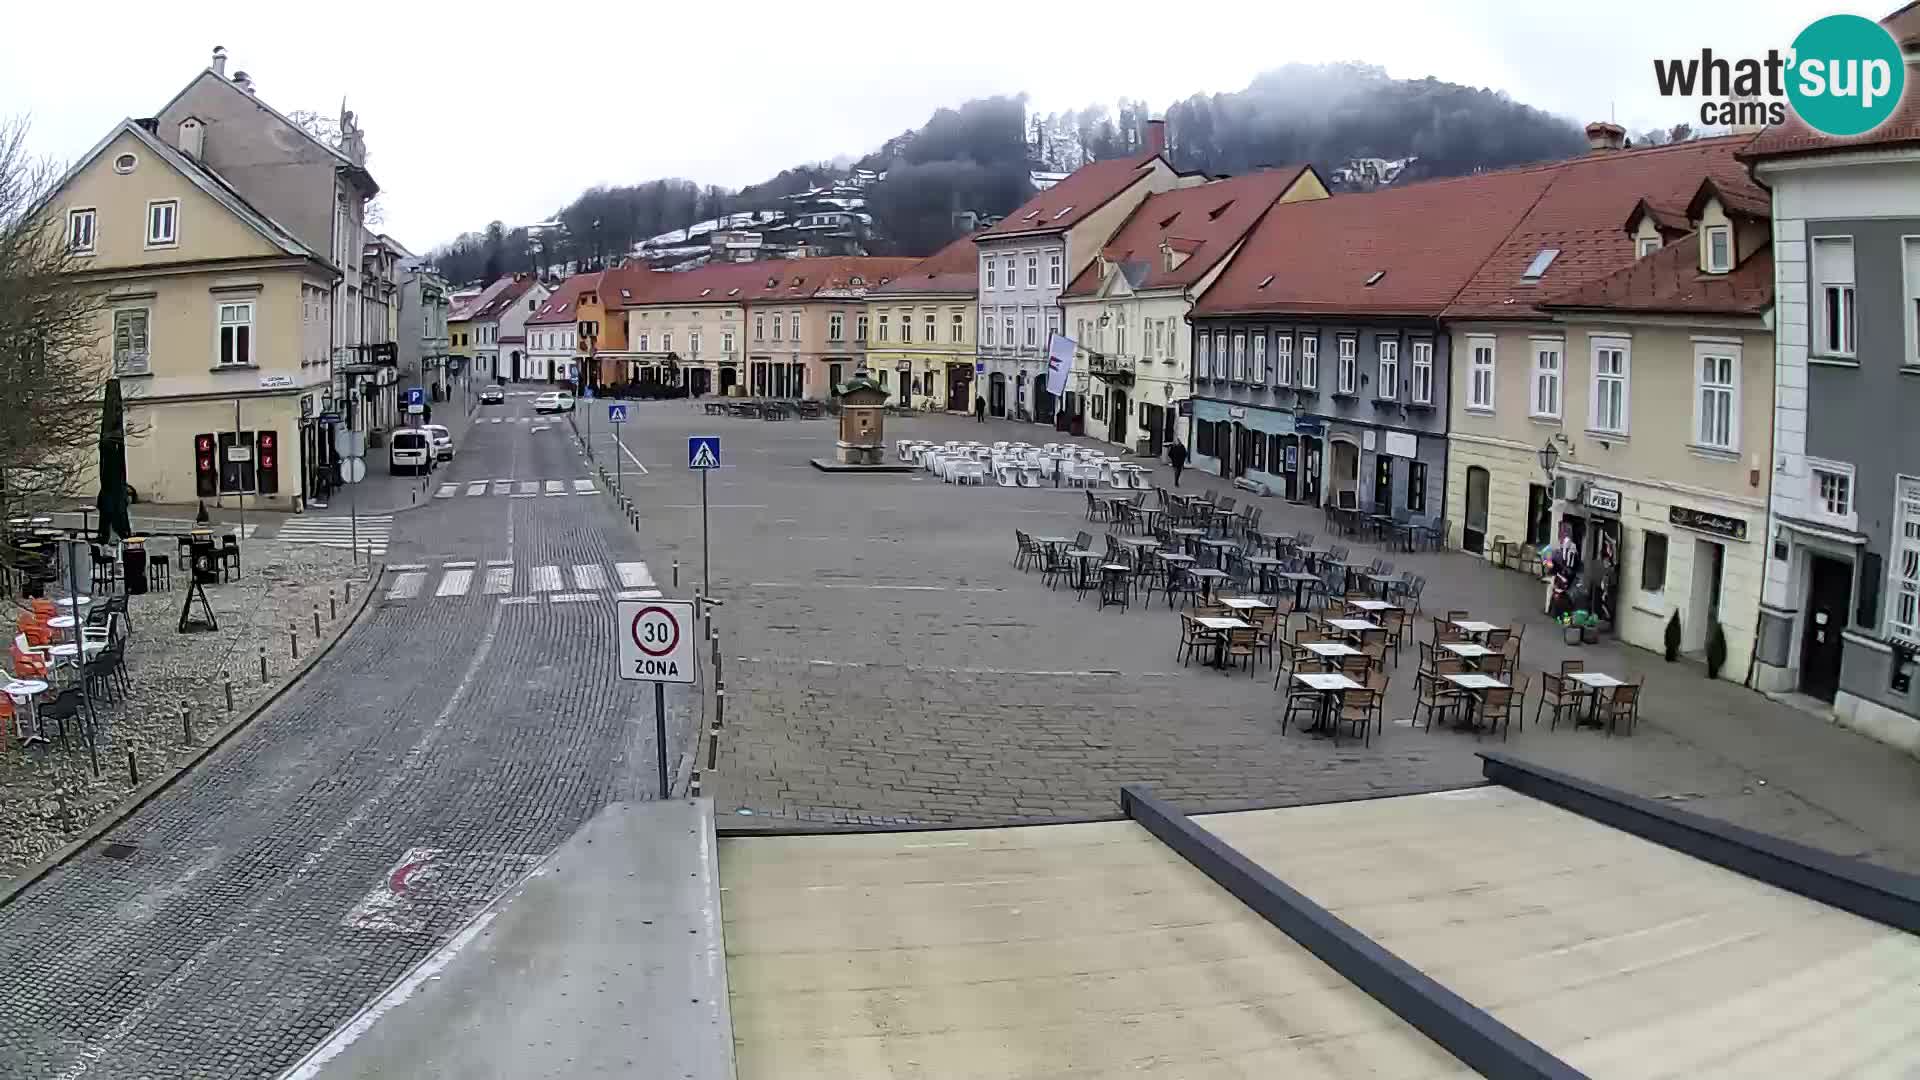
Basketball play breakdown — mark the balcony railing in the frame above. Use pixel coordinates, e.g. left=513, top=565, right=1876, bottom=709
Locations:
left=1087, top=352, right=1134, bottom=379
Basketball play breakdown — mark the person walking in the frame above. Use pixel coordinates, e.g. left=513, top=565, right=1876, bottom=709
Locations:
left=1168, top=439, right=1188, bottom=487
left=974, top=396, right=987, bottom=423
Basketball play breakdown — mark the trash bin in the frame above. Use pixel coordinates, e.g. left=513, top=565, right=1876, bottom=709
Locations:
left=123, top=541, right=148, bottom=596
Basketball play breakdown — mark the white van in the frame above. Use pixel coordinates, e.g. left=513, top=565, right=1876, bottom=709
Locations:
left=389, top=429, right=433, bottom=475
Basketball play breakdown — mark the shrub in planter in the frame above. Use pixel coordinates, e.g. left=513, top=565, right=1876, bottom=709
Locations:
left=1664, top=611, right=1682, bottom=662
left=1706, top=622, right=1728, bottom=679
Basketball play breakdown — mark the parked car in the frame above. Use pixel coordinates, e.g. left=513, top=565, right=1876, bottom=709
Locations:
left=422, top=424, right=455, bottom=461
left=389, top=429, right=433, bottom=475
left=534, top=391, right=576, bottom=414
left=479, top=384, right=506, bottom=405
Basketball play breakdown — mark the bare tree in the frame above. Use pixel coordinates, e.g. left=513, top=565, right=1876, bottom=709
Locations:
left=288, top=109, right=383, bottom=226
left=0, top=117, right=113, bottom=587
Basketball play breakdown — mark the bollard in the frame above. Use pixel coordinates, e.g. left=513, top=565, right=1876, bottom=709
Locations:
left=259, top=646, right=268, bottom=684
left=345, top=581, right=353, bottom=606
left=329, top=589, right=337, bottom=621
left=224, top=675, right=234, bottom=713
left=707, top=690, right=724, bottom=770
left=289, top=624, right=299, bottom=661
left=672, top=560, right=680, bottom=588
left=127, top=750, right=139, bottom=786
left=313, top=605, right=322, bottom=638
left=411, top=489, right=417, bottom=505
left=182, top=706, right=195, bottom=745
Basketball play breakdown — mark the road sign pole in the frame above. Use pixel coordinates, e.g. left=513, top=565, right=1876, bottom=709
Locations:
left=654, top=682, right=668, bottom=796
left=700, top=468, right=711, bottom=606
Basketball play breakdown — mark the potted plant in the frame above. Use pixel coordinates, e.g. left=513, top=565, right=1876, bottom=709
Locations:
left=1664, top=611, right=1682, bottom=662
left=1706, top=622, right=1727, bottom=679
left=1579, top=610, right=1600, bottom=644
left=1557, top=609, right=1593, bottom=646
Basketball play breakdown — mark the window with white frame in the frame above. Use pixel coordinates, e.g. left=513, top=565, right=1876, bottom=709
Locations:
left=1026, top=255, right=1038, bottom=286
left=951, top=312, right=964, bottom=342
left=662, top=331, right=673, bottom=353
left=1275, top=334, right=1294, bottom=384
left=1196, top=332, right=1211, bottom=378
left=1590, top=338, right=1630, bottom=434
left=772, top=316, right=782, bottom=342
left=1467, top=336, right=1495, bottom=409
left=217, top=301, right=254, bottom=366
left=67, top=208, right=95, bottom=253
left=1377, top=338, right=1399, bottom=398
left=113, top=308, right=150, bottom=375
left=722, top=330, right=734, bottom=354
left=689, top=332, right=701, bottom=356
left=856, top=314, right=868, bottom=341
left=985, top=260, right=996, bottom=290
left=877, top=314, right=889, bottom=342
left=1892, top=476, right=1920, bottom=643
left=1637, top=235, right=1661, bottom=258
left=1231, top=332, right=1247, bottom=381
left=637, top=332, right=649, bottom=352
left=924, top=313, right=935, bottom=342
left=982, top=316, right=994, bottom=347
left=1694, top=343, right=1739, bottom=451
left=1252, top=335, right=1267, bottom=382
left=1300, top=335, right=1319, bottom=389
left=829, top=313, right=844, bottom=341
left=1336, top=336, right=1357, bottom=394
left=1808, top=459, right=1855, bottom=528
left=1213, top=332, right=1228, bottom=380
left=1047, top=311, right=1060, bottom=347
left=1117, top=319, right=1128, bottom=356
left=1705, top=225, right=1732, bottom=273
left=146, top=199, right=178, bottom=247
left=1002, top=258, right=1015, bottom=286
left=788, top=314, right=800, bottom=341
left=1530, top=339, right=1562, bottom=418
left=1813, top=236, right=1856, bottom=357
left=1048, top=252, right=1062, bottom=286
left=1025, top=315, right=1037, bottom=348
left=1003, top=315, right=1014, bottom=348
left=754, top=315, right=764, bottom=341
left=901, top=312, right=913, bottom=343
left=1410, top=340, right=1433, bottom=403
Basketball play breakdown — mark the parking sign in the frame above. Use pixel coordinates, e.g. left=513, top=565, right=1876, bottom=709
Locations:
left=618, top=599, right=694, bottom=683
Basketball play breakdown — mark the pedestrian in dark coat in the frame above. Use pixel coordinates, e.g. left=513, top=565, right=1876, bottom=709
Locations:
left=1168, top=440, right=1188, bottom=487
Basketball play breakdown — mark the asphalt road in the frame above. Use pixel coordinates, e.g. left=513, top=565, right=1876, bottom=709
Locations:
left=0, top=387, right=692, bottom=1079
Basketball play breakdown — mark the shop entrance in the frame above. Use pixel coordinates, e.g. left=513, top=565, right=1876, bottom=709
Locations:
left=1373, top=455, right=1394, bottom=513
left=947, top=365, right=973, bottom=413
left=1330, top=439, right=1360, bottom=508
left=1463, top=465, right=1490, bottom=554
left=1800, top=555, right=1852, bottom=702
left=1141, top=403, right=1165, bottom=457
left=1526, top=484, right=1553, bottom=547
left=988, top=373, right=1007, bottom=417
left=1688, top=538, right=1726, bottom=652
left=1108, top=388, right=1129, bottom=446
left=1299, top=436, right=1322, bottom=505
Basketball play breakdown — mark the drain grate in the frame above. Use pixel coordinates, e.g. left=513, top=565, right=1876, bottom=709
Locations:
left=99, top=842, right=139, bottom=861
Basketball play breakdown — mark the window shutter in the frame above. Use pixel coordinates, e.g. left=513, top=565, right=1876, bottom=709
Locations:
left=1857, top=551, right=1882, bottom=630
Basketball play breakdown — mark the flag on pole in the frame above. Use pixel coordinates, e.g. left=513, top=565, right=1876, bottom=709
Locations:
left=1045, top=332, right=1076, bottom=397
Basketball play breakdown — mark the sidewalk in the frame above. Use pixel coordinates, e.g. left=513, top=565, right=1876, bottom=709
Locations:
left=949, top=412, right=1920, bottom=872
left=304, top=392, right=485, bottom=518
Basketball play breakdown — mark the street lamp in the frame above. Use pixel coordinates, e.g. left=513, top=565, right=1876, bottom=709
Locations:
left=1537, top=439, right=1559, bottom=476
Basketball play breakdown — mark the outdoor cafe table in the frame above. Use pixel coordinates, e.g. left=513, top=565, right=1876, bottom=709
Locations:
left=48, top=615, right=77, bottom=633
left=1326, top=617, right=1380, bottom=637
left=1279, top=571, right=1320, bottom=611
left=1193, top=615, right=1249, bottom=669
left=1219, top=597, right=1271, bottom=613
left=1064, top=549, right=1101, bottom=591
left=1441, top=642, right=1493, bottom=669
left=1347, top=599, right=1397, bottom=613
left=1452, top=619, right=1502, bottom=639
left=1247, top=556, right=1283, bottom=595
left=4, top=678, right=47, bottom=740
left=1293, top=671, right=1364, bottom=733
left=1196, top=538, right=1238, bottom=567
left=1443, top=673, right=1509, bottom=731
left=1568, top=671, right=1627, bottom=726
left=48, top=641, right=106, bottom=666
left=1302, top=641, right=1361, bottom=668
left=56, top=596, right=91, bottom=609
left=1361, top=573, right=1400, bottom=600
left=1189, top=567, right=1229, bottom=602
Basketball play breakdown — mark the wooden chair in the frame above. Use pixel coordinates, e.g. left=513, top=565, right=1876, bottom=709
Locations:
left=1538, top=671, right=1589, bottom=730
left=1595, top=678, right=1643, bottom=736
left=1334, top=679, right=1386, bottom=747
left=1176, top=613, right=1217, bottom=666
left=1483, top=628, right=1511, bottom=653
left=1338, top=652, right=1372, bottom=680
left=1280, top=673, right=1322, bottom=734
left=1360, top=636, right=1389, bottom=674
left=1223, top=626, right=1260, bottom=675
left=1479, top=653, right=1510, bottom=680
left=1250, top=609, right=1281, bottom=670
left=1488, top=674, right=1528, bottom=741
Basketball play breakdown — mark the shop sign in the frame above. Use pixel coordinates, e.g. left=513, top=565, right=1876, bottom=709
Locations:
left=1177, top=399, right=1193, bottom=417
left=1669, top=505, right=1748, bottom=542
left=1293, top=416, right=1325, bottom=435
left=1586, top=486, right=1622, bottom=513
left=1227, top=407, right=1246, bottom=421
left=1362, top=430, right=1377, bottom=452
left=1382, top=431, right=1417, bottom=459
left=259, top=374, right=296, bottom=389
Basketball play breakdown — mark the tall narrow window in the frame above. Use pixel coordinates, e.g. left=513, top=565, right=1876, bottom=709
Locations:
left=1410, top=340, right=1432, bottom=403
left=113, top=309, right=150, bottom=375
left=1591, top=339, right=1630, bottom=434
left=1026, top=255, right=1038, bottom=286
left=1116, top=319, right=1128, bottom=356
left=924, top=313, right=935, bottom=342
left=218, top=302, right=254, bottom=366
left=1252, top=335, right=1267, bottom=383
left=722, top=331, right=734, bottom=354
left=1231, top=333, right=1247, bottom=381
left=982, top=316, right=994, bottom=347
left=856, top=314, right=868, bottom=341
left=1705, top=225, right=1732, bottom=272
left=985, top=260, right=996, bottom=290
left=1467, top=337, right=1495, bottom=409
left=1196, top=333, right=1211, bottom=379
left=67, top=208, right=95, bottom=253
left=146, top=199, right=178, bottom=246
left=1377, top=339, right=1399, bottom=398
left=1048, top=252, right=1062, bottom=286
left=789, top=314, right=800, bottom=341
left=772, top=315, right=783, bottom=342
left=1336, top=336, right=1357, bottom=394
left=1300, top=335, right=1319, bottom=389
left=1892, top=477, right=1920, bottom=643
left=1025, top=315, right=1037, bottom=348
left=1274, top=335, right=1294, bottom=385
left=829, top=313, right=844, bottom=341
left=1530, top=340, right=1562, bottom=418
left=754, top=315, right=764, bottom=341
left=1003, top=315, right=1013, bottom=348
left=1695, top=345, right=1738, bottom=450
left=1813, top=236, right=1856, bottom=357
left=877, top=314, right=889, bottom=342
left=901, top=312, right=913, bottom=343
left=689, top=332, right=701, bottom=356
left=951, top=312, right=964, bottom=342
left=1213, top=333, right=1228, bottom=380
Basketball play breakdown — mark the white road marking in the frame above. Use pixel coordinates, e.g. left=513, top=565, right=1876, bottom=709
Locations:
left=492, top=481, right=512, bottom=496
left=387, top=563, right=427, bottom=572
left=466, top=481, right=488, bottom=496
left=573, top=479, right=597, bottom=494
left=443, top=560, right=477, bottom=568
left=488, top=417, right=504, bottom=424
left=485, top=558, right=513, bottom=567
left=747, top=581, right=1003, bottom=593
left=434, top=485, right=457, bottom=499
left=517, top=481, right=539, bottom=495
left=483, top=567, right=514, bottom=595
left=660, top=504, right=768, bottom=509
left=547, top=592, right=598, bottom=603
left=616, top=589, right=663, bottom=599
left=385, top=572, right=425, bottom=600
left=498, top=596, right=537, bottom=606
left=435, top=569, right=472, bottom=597
left=544, top=480, right=564, bottom=496
left=529, top=565, right=563, bottom=592
left=614, top=562, right=654, bottom=588
left=571, top=564, right=607, bottom=590
left=738, top=656, right=1169, bottom=678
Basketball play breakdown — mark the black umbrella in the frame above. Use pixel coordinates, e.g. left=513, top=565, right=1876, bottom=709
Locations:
left=95, top=378, right=132, bottom=545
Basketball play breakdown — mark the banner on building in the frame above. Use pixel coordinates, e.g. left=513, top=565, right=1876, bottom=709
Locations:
left=1045, top=333, right=1076, bottom=397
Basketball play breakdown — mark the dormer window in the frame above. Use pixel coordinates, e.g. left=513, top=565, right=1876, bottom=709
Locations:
left=1705, top=226, right=1732, bottom=273
left=1637, top=236, right=1661, bottom=258
left=728, top=288, right=740, bottom=297
left=1207, top=201, right=1234, bottom=221
left=850, top=275, right=863, bottom=285
left=1520, top=248, right=1560, bottom=280
left=621, top=289, right=632, bottom=299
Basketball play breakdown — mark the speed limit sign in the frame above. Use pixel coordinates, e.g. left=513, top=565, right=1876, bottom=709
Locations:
left=617, top=599, right=695, bottom=683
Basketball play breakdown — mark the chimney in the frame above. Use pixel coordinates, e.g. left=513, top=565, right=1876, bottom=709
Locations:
left=1584, top=121, right=1627, bottom=152
left=1146, top=118, right=1167, bottom=157
left=179, top=116, right=204, bottom=159
left=210, top=46, right=227, bottom=77
left=232, top=70, right=254, bottom=95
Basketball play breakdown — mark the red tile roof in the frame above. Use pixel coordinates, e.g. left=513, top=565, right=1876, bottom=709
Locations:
left=527, top=272, right=603, bottom=325
left=736, top=256, right=921, bottom=302
left=1442, top=134, right=1764, bottom=319
left=601, top=257, right=922, bottom=308
left=1540, top=235, right=1773, bottom=316
left=1062, top=166, right=1315, bottom=298
left=977, top=152, right=1162, bottom=240
left=871, top=234, right=979, bottom=296
left=448, top=277, right=515, bottom=322
left=472, top=275, right=538, bottom=322
left=1194, top=167, right=1560, bottom=318
left=1883, top=1, right=1920, bottom=47
left=1742, top=61, right=1920, bottom=160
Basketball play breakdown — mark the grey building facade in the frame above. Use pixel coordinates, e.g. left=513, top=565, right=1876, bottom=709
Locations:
left=399, top=262, right=451, bottom=401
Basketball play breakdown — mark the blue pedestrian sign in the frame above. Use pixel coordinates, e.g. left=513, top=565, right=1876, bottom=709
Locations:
left=583, top=385, right=596, bottom=400
left=405, top=386, right=424, bottom=407
left=688, top=435, right=721, bottom=470
left=607, top=403, right=628, bottom=424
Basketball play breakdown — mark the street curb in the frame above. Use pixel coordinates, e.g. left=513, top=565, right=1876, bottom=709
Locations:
left=0, top=559, right=385, bottom=909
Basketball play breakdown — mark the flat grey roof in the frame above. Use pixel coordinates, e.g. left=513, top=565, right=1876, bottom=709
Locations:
left=720, top=819, right=1469, bottom=1078
left=1204, top=787, right=1920, bottom=1078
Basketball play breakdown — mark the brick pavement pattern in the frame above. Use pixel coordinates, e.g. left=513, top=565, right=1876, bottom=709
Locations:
left=0, top=388, right=691, bottom=1078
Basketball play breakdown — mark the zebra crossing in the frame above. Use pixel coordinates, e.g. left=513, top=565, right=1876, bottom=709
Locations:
left=434, top=478, right=599, bottom=500
left=273, top=514, right=393, bottom=556
left=383, top=559, right=662, bottom=605
left=481, top=416, right=561, bottom=424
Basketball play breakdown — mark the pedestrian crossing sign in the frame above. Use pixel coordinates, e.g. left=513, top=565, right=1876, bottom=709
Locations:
left=688, top=435, right=721, bottom=470
left=607, top=403, right=628, bottom=424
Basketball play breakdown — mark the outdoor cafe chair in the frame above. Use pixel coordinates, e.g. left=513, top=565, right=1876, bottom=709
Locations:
left=1160, top=566, right=1202, bottom=610
left=1479, top=676, right=1526, bottom=742
left=1176, top=612, right=1220, bottom=666
left=1280, top=671, right=1323, bottom=735
left=1595, top=678, right=1644, bottom=736
left=1539, top=671, right=1590, bottom=730
left=1334, top=679, right=1386, bottom=747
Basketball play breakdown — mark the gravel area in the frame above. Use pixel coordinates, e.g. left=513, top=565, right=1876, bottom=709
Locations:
left=1, top=539, right=366, bottom=879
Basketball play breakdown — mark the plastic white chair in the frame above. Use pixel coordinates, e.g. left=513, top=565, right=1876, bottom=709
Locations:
left=995, top=463, right=1019, bottom=487
left=1019, top=465, right=1042, bottom=487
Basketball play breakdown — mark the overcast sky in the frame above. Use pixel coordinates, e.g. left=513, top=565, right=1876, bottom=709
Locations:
left=4, top=0, right=1830, bottom=252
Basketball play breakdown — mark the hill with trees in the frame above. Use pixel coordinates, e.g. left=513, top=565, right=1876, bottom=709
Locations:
left=428, top=64, right=1592, bottom=284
